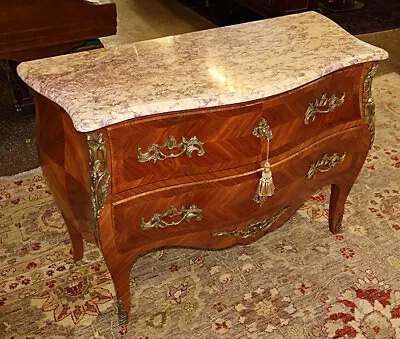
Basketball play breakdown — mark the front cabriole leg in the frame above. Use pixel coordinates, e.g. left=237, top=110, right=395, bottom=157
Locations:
left=86, top=129, right=134, bottom=325
left=329, top=62, right=378, bottom=234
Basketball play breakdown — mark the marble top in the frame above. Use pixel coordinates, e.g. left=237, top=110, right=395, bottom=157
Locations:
left=17, top=11, right=388, bottom=132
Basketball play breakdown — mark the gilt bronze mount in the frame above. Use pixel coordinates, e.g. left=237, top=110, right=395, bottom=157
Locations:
left=87, top=131, right=110, bottom=241
left=304, top=92, right=345, bottom=125
left=306, top=153, right=347, bottom=181
left=212, top=206, right=289, bottom=238
left=138, top=136, right=205, bottom=163
left=141, top=205, right=203, bottom=230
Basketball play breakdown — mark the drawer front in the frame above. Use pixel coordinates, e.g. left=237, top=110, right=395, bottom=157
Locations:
left=265, top=65, right=363, bottom=158
left=108, top=103, right=263, bottom=193
left=107, top=65, right=364, bottom=194
left=112, top=125, right=370, bottom=254
left=113, top=172, right=268, bottom=252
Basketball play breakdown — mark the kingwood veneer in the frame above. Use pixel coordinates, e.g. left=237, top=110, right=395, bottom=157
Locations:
left=18, top=12, right=388, bottom=326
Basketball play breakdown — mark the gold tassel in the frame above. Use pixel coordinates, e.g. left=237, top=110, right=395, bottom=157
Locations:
left=254, top=160, right=275, bottom=205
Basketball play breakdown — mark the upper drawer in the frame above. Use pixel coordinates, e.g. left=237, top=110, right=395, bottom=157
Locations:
left=107, top=103, right=263, bottom=193
left=264, top=65, right=363, bottom=157
left=107, top=65, right=364, bottom=194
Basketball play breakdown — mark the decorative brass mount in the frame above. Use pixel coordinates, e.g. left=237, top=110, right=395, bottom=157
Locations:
left=141, top=205, right=203, bottom=230
left=117, top=298, right=129, bottom=325
left=306, top=153, right=347, bottom=181
left=253, top=161, right=275, bottom=205
left=304, top=93, right=345, bottom=125
left=212, top=206, right=289, bottom=238
left=363, top=63, right=378, bottom=148
left=137, top=136, right=205, bottom=163
left=252, top=117, right=272, bottom=141
left=252, top=117, right=275, bottom=205
left=87, top=131, right=110, bottom=241
left=335, top=210, right=344, bottom=234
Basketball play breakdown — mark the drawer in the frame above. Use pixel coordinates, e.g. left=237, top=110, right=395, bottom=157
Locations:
left=113, top=170, right=271, bottom=253
left=264, top=65, right=363, bottom=158
left=112, top=125, right=370, bottom=254
left=107, top=65, right=364, bottom=194
left=108, top=103, right=264, bottom=193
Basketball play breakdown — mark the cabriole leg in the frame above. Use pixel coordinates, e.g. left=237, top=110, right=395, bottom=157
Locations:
left=329, top=183, right=351, bottom=234
left=99, top=205, right=134, bottom=325
left=62, top=213, right=84, bottom=261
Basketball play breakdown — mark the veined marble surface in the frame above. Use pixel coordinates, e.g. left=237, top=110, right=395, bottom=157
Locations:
left=18, top=12, right=388, bottom=132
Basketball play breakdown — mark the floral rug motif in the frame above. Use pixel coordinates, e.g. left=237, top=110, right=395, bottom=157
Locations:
left=0, top=73, right=399, bottom=338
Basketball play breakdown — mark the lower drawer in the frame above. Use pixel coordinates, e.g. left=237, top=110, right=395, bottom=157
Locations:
left=112, top=125, right=370, bottom=254
left=113, top=170, right=268, bottom=252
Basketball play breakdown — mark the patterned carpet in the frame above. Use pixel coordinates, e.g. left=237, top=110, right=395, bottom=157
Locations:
left=0, top=73, right=399, bottom=338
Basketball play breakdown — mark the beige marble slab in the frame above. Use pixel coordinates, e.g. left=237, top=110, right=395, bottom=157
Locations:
left=17, top=11, right=388, bottom=132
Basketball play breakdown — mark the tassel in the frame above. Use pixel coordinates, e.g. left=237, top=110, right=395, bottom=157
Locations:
left=254, top=161, right=275, bottom=205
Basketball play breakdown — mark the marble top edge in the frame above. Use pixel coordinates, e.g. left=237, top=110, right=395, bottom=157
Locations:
left=17, top=11, right=388, bottom=132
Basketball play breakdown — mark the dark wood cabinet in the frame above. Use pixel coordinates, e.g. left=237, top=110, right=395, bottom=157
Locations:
left=0, top=0, right=117, bottom=62
left=0, top=0, right=117, bottom=113
left=178, top=0, right=319, bottom=25
left=235, top=0, right=319, bottom=17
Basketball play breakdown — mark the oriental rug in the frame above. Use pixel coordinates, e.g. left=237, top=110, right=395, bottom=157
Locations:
left=0, top=73, right=399, bottom=339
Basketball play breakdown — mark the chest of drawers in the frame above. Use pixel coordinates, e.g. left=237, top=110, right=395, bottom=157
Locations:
left=18, top=12, right=388, bottom=325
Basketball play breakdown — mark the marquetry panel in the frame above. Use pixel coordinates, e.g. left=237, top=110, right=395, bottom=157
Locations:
left=107, top=103, right=263, bottom=193
left=261, top=65, right=364, bottom=158
left=35, top=94, right=95, bottom=242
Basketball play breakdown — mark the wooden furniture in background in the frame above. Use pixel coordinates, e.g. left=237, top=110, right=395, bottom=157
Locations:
left=0, top=0, right=117, bottom=112
left=235, top=0, right=319, bottom=17
left=0, top=0, right=117, bottom=62
left=178, top=0, right=318, bottom=23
